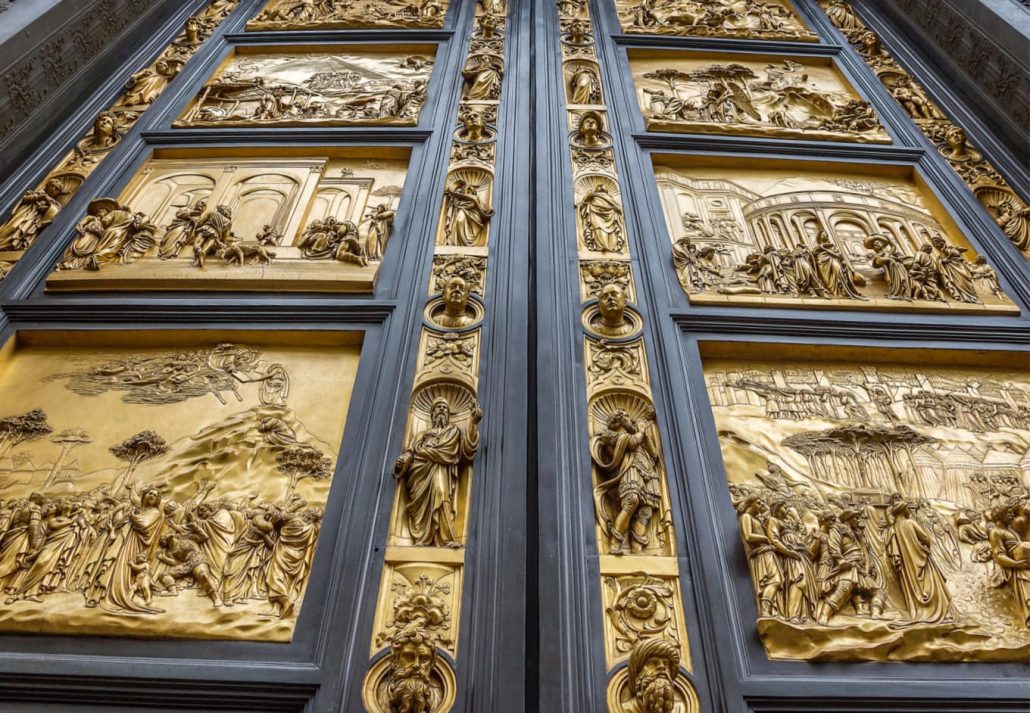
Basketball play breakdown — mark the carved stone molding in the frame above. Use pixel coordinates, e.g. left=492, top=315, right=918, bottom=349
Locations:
left=0, top=0, right=167, bottom=150
left=882, top=0, right=1030, bottom=139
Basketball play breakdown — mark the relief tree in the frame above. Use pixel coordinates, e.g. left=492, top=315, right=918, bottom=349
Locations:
left=110, top=430, right=169, bottom=493
left=276, top=445, right=333, bottom=499
left=0, top=409, right=54, bottom=460
left=44, top=428, right=92, bottom=487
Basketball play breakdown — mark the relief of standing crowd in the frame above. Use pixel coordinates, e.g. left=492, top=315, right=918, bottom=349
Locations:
left=0, top=480, right=323, bottom=620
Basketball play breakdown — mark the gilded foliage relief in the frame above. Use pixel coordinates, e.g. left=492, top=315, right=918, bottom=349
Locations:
left=704, top=350, right=1030, bottom=661
left=0, top=333, right=360, bottom=641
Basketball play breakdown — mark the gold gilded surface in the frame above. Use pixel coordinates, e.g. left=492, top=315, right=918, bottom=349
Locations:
left=46, top=149, right=410, bottom=293
left=175, top=46, right=435, bottom=128
left=616, top=0, right=817, bottom=43
left=654, top=155, right=1018, bottom=314
left=818, top=1, right=1030, bottom=260
left=601, top=572, right=690, bottom=669
left=704, top=347, right=1030, bottom=661
left=371, top=559, right=462, bottom=658
left=249, top=0, right=450, bottom=31
left=0, top=330, right=361, bottom=641
left=554, top=2, right=697, bottom=706
left=630, top=49, right=889, bottom=143
left=605, top=638, right=700, bottom=713
left=0, top=0, right=240, bottom=281
left=365, top=4, right=508, bottom=705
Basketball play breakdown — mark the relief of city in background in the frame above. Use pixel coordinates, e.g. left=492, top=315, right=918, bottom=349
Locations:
left=175, top=47, right=435, bottom=128
left=0, top=332, right=360, bottom=640
left=248, top=0, right=451, bottom=31
left=704, top=349, right=1030, bottom=660
left=46, top=150, right=409, bottom=293
left=655, top=158, right=1017, bottom=314
left=630, top=51, right=889, bottom=143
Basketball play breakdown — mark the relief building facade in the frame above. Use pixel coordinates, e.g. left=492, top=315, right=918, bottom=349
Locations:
left=0, top=0, right=1025, bottom=711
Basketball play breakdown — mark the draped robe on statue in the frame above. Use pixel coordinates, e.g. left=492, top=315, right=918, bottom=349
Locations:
left=400, top=422, right=479, bottom=546
left=444, top=186, right=493, bottom=247
left=192, top=509, right=236, bottom=584
left=99, top=506, right=165, bottom=614
left=578, top=188, right=623, bottom=252
left=886, top=515, right=952, bottom=623
left=265, top=513, right=318, bottom=614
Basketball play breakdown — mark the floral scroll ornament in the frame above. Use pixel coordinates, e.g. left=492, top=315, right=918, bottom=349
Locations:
left=605, top=573, right=680, bottom=654
left=378, top=573, right=454, bottom=650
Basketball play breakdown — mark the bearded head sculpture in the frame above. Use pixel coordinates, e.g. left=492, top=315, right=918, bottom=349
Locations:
left=627, top=638, right=680, bottom=713
left=387, top=622, right=438, bottom=713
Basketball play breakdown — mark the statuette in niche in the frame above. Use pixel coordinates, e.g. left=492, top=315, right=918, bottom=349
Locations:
left=441, top=171, right=494, bottom=247
left=591, top=401, right=662, bottom=555
left=119, top=58, right=185, bottom=108
left=616, top=0, right=817, bottom=43
left=394, top=396, right=481, bottom=547
left=632, top=53, right=889, bottom=143
left=566, top=60, right=602, bottom=105
left=577, top=177, right=625, bottom=253
left=705, top=352, right=1030, bottom=660
left=0, top=179, right=65, bottom=251
left=461, top=53, right=504, bottom=101
left=654, top=159, right=1016, bottom=313
left=176, top=49, right=434, bottom=127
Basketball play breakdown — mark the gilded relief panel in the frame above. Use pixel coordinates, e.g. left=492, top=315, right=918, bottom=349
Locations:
left=0, top=0, right=241, bottom=282
left=0, top=330, right=362, bottom=641
left=249, top=0, right=450, bottom=31
left=45, top=148, right=409, bottom=293
left=629, top=49, right=889, bottom=143
left=615, top=0, right=818, bottom=43
left=654, top=156, right=1018, bottom=314
left=702, top=344, right=1030, bottom=661
left=817, top=1, right=1030, bottom=261
left=175, top=46, right=435, bottom=128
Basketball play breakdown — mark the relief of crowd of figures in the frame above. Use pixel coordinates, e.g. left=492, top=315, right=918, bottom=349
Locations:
left=248, top=0, right=451, bottom=31
left=362, top=2, right=507, bottom=711
left=0, top=337, right=358, bottom=640
left=654, top=159, right=1016, bottom=313
left=705, top=356, right=1030, bottom=661
left=818, top=0, right=1030, bottom=260
left=557, top=2, right=702, bottom=712
left=616, top=0, right=818, bottom=42
left=631, top=52, right=889, bottom=143
left=176, top=49, right=434, bottom=128
left=45, top=153, right=408, bottom=292
left=0, top=0, right=242, bottom=282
